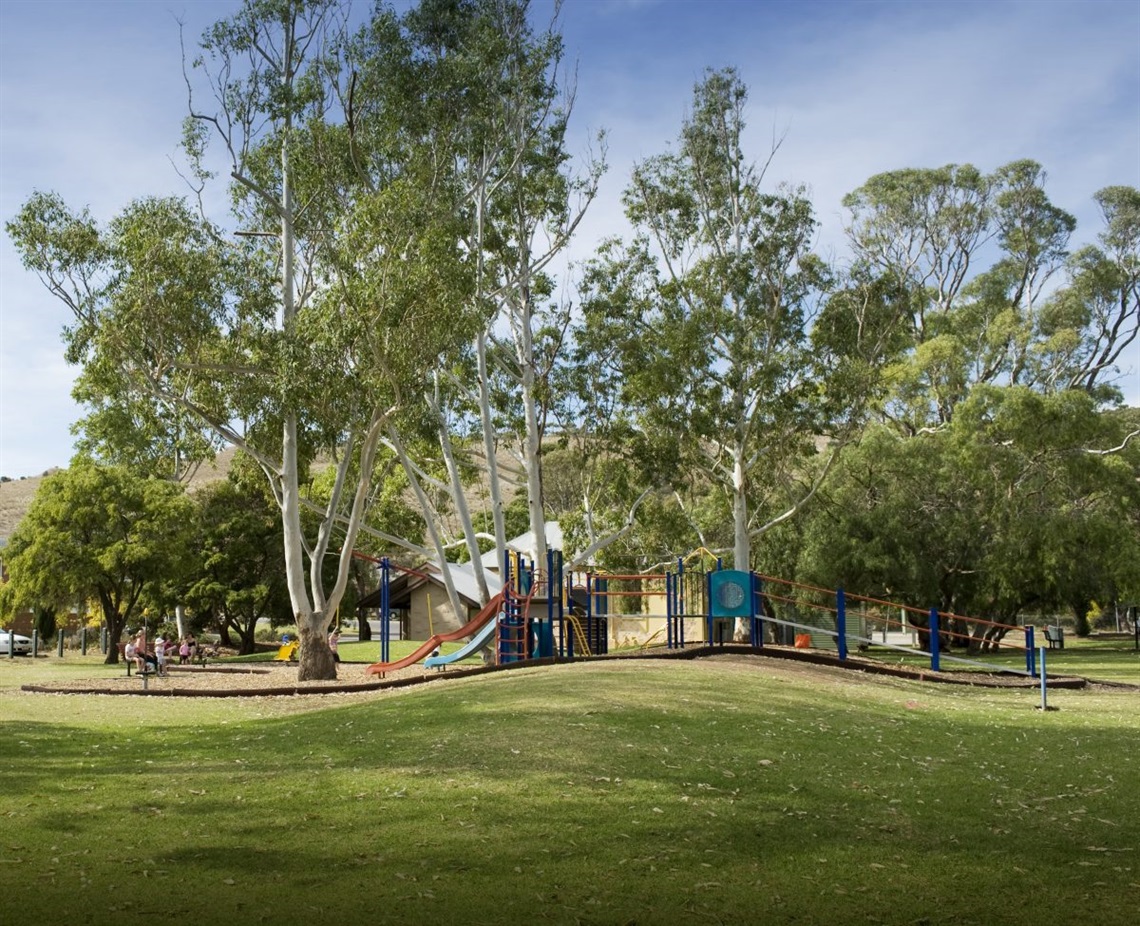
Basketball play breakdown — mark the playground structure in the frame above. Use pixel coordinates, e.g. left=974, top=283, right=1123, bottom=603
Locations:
left=274, top=638, right=299, bottom=662
left=360, top=549, right=1054, bottom=681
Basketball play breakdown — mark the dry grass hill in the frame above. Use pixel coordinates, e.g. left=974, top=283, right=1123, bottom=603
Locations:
left=0, top=474, right=50, bottom=540
left=0, top=448, right=241, bottom=542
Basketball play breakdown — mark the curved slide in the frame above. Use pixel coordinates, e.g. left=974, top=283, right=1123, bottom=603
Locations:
left=365, top=591, right=504, bottom=676
left=423, top=617, right=498, bottom=669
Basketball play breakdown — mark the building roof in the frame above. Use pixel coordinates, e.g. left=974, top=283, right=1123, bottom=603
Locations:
left=357, top=560, right=503, bottom=611
left=480, top=520, right=563, bottom=568
left=357, top=522, right=561, bottom=611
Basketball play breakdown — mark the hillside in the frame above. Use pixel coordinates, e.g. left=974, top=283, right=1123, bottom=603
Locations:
left=0, top=444, right=509, bottom=543
left=0, top=449, right=240, bottom=541
left=0, top=474, right=50, bottom=540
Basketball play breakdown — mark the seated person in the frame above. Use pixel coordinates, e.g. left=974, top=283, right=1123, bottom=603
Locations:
left=135, top=634, right=158, bottom=673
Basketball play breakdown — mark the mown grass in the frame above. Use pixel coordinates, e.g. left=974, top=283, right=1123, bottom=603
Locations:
left=1, top=654, right=1137, bottom=926
left=865, top=634, right=1140, bottom=684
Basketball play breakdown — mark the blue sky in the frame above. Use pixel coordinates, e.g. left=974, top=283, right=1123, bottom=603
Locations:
left=2, top=0, right=1138, bottom=478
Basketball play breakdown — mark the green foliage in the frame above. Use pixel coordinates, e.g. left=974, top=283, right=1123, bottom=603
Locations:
left=797, top=389, right=1140, bottom=630
left=1, top=462, right=194, bottom=661
left=185, top=470, right=291, bottom=655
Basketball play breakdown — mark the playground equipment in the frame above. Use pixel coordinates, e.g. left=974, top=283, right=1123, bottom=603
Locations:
left=274, top=639, right=299, bottom=662
left=365, top=592, right=504, bottom=676
left=357, top=546, right=1050, bottom=682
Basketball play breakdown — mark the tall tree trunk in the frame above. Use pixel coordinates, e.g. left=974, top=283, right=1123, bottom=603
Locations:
left=477, top=331, right=509, bottom=559
left=433, top=373, right=491, bottom=604
left=518, top=292, right=548, bottom=567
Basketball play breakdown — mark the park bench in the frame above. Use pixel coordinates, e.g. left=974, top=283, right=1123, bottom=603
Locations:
left=117, top=641, right=171, bottom=677
left=1043, top=625, right=1065, bottom=650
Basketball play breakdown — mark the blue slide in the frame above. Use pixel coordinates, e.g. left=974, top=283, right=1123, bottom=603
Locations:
left=424, top=615, right=498, bottom=669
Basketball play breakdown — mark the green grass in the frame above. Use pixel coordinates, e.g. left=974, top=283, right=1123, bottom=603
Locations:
left=864, top=633, right=1140, bottom=684
left=1, top=653, right=1138, bottom=925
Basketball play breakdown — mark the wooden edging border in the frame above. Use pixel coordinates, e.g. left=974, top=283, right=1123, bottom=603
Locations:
left=19, top=642, right=1092, bottom=697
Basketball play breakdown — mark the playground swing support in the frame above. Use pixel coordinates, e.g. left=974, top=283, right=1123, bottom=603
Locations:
left=365, top=549, right=1053, bottom=687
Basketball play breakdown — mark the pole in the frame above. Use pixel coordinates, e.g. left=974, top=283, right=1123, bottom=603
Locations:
left=836, top=588, right=848, bottom=661
left=380, top=557, right=390, bottom=664
left=1039, top=644, right=1048, bottom=711
left=929, top=608, right=940, bottom=672
left=1025, top=626, right=1037, bottom=677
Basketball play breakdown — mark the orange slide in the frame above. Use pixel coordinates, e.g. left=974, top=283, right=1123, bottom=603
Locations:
left=365, top=591, right=505, bottom=676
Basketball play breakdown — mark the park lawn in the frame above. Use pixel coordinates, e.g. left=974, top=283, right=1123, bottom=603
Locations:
left=0, top=655, right=1137, bottom=926
left=863, top=634, right=1140, bottom=685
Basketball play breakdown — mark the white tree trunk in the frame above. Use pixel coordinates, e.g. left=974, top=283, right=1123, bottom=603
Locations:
left=517, top=293, right=548, bottom=569
left=433, top=373, right=491, bottom=604
left=388, top=426, right=468, bottom=622
left=477, top=331, right=509, bottom=560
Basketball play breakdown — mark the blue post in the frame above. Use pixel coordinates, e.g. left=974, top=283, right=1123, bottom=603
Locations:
left=929, top=608, right=941, bottom=672
left=586, top=572, right=593, bottom=656
left=666, top=573, right=674, bottom=649
left=705, top=571, right=714, bottom=646
left=1039, top=644, right=1048, bottom=710
left=677, top=558, right=686, bottom=647
left=836, top=588, right=848, bottom=661
left=380, top=557, right=391, bottom=664
left=1025, top=625, right=1037, bottom=677
left=751, top=573, right=762, bottom=648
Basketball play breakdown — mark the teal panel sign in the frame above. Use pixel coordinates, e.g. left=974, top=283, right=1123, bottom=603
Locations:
left=709, top=570, right=752, bottom=618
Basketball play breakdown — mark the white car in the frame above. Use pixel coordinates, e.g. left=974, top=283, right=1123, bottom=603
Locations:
left=0, top=630, right=33, bottom=656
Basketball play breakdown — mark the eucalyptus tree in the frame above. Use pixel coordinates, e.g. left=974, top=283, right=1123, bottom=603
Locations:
left=364, top=0, right=605, bottom=586
left=0, top=463, right=195, bottom=662
left=1039, top=185, right=1140, bottom=395
left=796, top=387, right=1140, bottom=647
left=577, top=68, right=901, bottom=590
left=438, top=0, right=603, bottom=575
left=843, top=163, right=1140, bottom=427
left=186, top=472, right=291, bottom=655
left=8, top=0, right=501, bottom=679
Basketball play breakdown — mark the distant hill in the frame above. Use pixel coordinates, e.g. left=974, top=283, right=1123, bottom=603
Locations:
left=0, top=448, right=241, bottom=541
left=0, top=473, right=50, bottom=539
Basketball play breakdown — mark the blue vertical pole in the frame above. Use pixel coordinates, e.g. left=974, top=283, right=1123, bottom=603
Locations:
left=836, top=588, right=848, bottom=661
left=1025, top=625, right=1037, bottom=677
left=666, top=573, right=674, bottom=648
left=748, top=573, right=756, bottom=647
left=677, top=558, right=686, bottom=647
left=1039, top=644, right=1048, bottom=710
left=706, top=571, right=714, bottom=646
left=755, top=574, right=766, bottom=647
left=588, top=572, right=597, bottom=656
left=546, top=549, right=555, bottom=659
left=380, top=557, right=390, bottom=664
left=929, top=608, right=941, bottom=672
